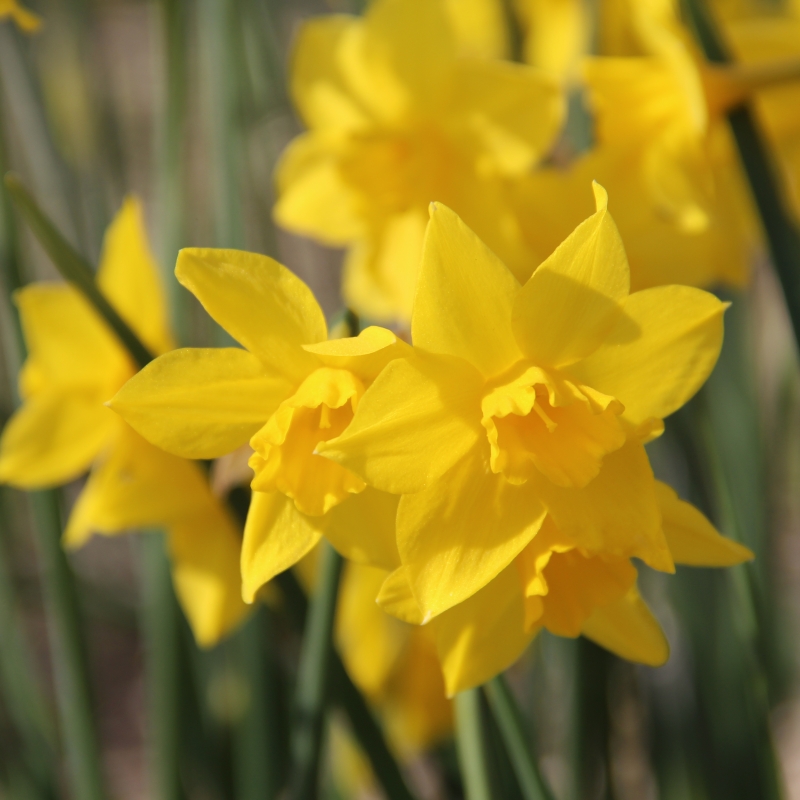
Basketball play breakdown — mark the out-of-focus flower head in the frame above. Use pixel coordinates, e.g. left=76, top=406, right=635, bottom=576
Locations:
left=110, top=249, right=409, bottom=604
left=0, top=0, right=41, bottom=32
left=0, top=199, right=247, bottom=647
left=320, top=188, right=752, bottom=694
left=274, top=0, right=564, bottom=323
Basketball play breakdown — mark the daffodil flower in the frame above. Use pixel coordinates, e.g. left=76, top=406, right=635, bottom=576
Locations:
left=321, top=184, right=730, bottom=624
left=0, top=199, right=247, bottom=647
left=109, top=248, right=409, bottom=602
left=0, top=0, right=41, bottom=32
left=273, top=0, right=563, bottom=322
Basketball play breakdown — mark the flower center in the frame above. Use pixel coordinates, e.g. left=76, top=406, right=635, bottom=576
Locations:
left=249, top=367, right=367, bottom=516
left=481, top=364, right=626, bottom=489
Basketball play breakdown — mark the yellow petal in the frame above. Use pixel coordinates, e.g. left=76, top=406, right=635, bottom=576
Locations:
left=240, top=491, right=326, bottom=603
left=169, top=505, right=250, bottom=648
left=290, top=16, right=372, bottom=132
left=431, top=564, right=535, bottom=696
left=342, top=209, right=427, bottom=323
left=303, top=326, right=412, bottom=383
left=656, top=481, right=754, bottom=566
left=320, top=352, right=484, bottom=494
left=0, top=396, right=116, bottom=489
left=581, top=586, right=669, bottom=666
left=110, top=348, right=285, bottom=460
left=444, top=0, right=508, bottom=58
left=376, top=565, right=426, bottom=625
left=97, top=196, right=174, bottom=357
left=175, top=248, right=325, bottom=380
left=530, top=438, right=674, bottom=572
left=397, top=446, right=547, bottom=619
left=15, top=284, right=128, bottom=395
left=445, top=59, right=564, bottom=176
left=326, top=487, right=400, bottom=571
left=1, top=0, right=42, bottom=32
left=512, top=183, right=630, bottom=368
left=336, top=562, right=405, bottom=698
left=63, top=427, right=213, bottom=547
left=518, top=0, right=588, bottom=79
left=566, top=285, right=727, bottom=426
left=274, top=133, right=364, bottom=244
left=413, top=203, right=522, bottom=379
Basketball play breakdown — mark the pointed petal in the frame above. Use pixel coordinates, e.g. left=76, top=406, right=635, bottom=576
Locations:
left=412, top=203, right=522, bottom=378
left=0, top=396, right=115, bottom=489
left=169, top=505, right=250, bottom=647
left=581, top=586, right=669, bottom=666
left=110, top=348, right=285, bottom=460
left=397, top=446, right=547, bottom=618
left=97, top=196, right=174, bottom=356
left=176, top=248, right=325, bottom=380
left=512, top=183, right=630, bottom=368
left=376, top=565, right=426, bottom=625
left=240, top=491, right=326, bottom=603
left=63, top=428, right=212, bottom=546
left=432, top=564, right=536, bottom=696
left=656, top=481, right=754, bottom=566
left=530, top=438, right=674, bottom=572
left=566, top=285, right=726, bottom=426
left=320, top=351, right=484, bottom=494
left=303, top=325, right=412, bottom=383
left=326, top=487, right=400, bottom=571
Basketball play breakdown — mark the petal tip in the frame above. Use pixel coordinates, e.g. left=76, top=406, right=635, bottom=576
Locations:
left=592, top=181, right=609, bottom=212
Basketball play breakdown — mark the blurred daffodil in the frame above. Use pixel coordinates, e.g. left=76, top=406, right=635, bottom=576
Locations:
left=0, top=0, right=41, bottom=32
left=321, top=185, right=729, bottom=624
left=273, top=0, right=563, bottom=323
left=110, top=248, right=408, bottom=603
left=0, top=198, right=247, bottom=646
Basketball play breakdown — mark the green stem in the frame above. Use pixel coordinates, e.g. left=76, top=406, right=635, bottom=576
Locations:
left=274, top=570, right=416, bottom=800
left=484, top=676, right=555, bottom=800
left=289, top=543, right=344, bottom=800
left=29, top=490, right=106, bottom=800
left=2, top=174, right=154, bottom=368
left=455, top=689, right=493, bottom=800
left=140, top=535, right=182, bottom=800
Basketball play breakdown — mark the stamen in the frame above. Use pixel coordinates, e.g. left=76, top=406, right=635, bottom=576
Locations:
left=532, top=400, right=558, bottom=433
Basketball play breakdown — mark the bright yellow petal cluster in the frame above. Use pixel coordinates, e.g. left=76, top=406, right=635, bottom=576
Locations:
left=273, top=0, right=564, bottom=322
left=319, top=187, right=752, bottom=694
left=0, top=0, right=41, bottom=31
left=0, top=199, right=247, bottom=647
left=110, top=248, right=409, bottom=603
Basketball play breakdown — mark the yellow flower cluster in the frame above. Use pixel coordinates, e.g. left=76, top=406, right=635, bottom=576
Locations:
left=5, top=0, right=793, bottom=762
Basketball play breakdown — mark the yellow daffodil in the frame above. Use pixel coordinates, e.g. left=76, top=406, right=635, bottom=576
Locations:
left=0, top=0, right=41, bottom=31
left=109, top=248, right=409, bottom=603
left=321, top=184, right=729, bottom=626
left=0, top=198, right=247, bottom=647
left=273, top=0, right=563, bottom=323
left=584, top=0, right=800, bottom=235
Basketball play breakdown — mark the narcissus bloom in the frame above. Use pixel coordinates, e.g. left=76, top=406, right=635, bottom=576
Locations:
left=110, top=248, right=409, bottom=602
left=0, top=199, right=246, bottom=646
left=321, top=187, right=751, bottom=694
left=273, top=0, right=563, bottom=322
left=0, top=0, right=41, bottom=31
left=322, top=185, right=729, bottom=623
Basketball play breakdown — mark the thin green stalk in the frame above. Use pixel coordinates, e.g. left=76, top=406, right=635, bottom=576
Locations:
left=140, top=535, right=182, bottom=800
left=455, top=689, right=493, bottom=800
left=686, top=0, right=800, bottom=348
left=484, top=676, right=555, bottom=800
left=289, top=542, right=344, bottom=800
left=29, top=489, right=106, bottom=800
left=274, top=570, right=416, bottom=800
left=3, top=174, right=154, bottom=368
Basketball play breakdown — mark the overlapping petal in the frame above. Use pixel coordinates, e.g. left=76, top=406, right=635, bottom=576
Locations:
left=175, top=248, right=326, bottom=379
left=320, top=352, right=484, bottom=494
left=110, top=348, right=286, bottom=460
left=413, top=203, right=522, bottom=378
